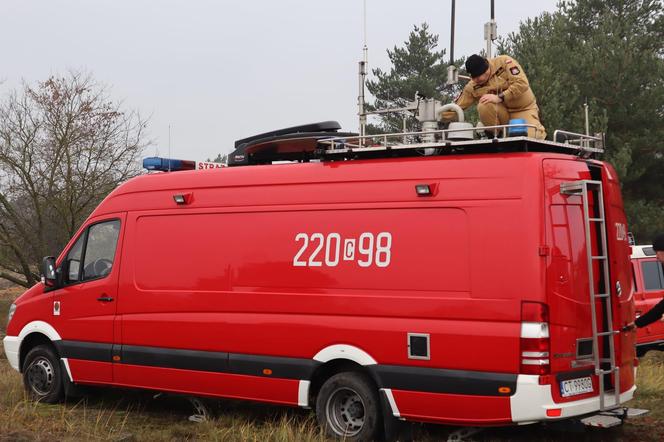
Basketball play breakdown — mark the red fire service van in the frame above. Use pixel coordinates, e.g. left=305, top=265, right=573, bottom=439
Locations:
left=632, top=244, right=664, bottom=356
left=3, top=120, right=643, bottom=440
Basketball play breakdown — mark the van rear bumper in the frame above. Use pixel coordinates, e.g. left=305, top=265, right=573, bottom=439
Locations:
left=2, top=336, right=20, bottom=371
left=510, top=374, right=636, bottom=423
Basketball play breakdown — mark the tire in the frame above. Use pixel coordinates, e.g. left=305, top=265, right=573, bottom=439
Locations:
left=315, top=372, right=381, bottom=441
left=22, top=345, right=64, bottom=403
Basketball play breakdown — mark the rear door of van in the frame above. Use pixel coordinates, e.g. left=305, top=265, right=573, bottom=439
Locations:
left=543, top=158, right=634, bottom=403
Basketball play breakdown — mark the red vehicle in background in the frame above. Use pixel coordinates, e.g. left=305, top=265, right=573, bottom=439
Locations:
left=631, top=245, right=664, bottom=356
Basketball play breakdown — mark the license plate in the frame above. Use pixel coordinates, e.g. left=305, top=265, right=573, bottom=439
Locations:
left=560, top=376, right=594, bottom=397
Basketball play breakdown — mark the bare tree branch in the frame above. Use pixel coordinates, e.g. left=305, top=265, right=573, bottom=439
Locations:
left=0, top=271, right=28, bottom=287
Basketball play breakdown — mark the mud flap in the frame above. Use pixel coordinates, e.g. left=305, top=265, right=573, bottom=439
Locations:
left=380, top=390, right=412, bottom=441
left=60, top=360, right=84, bottom=400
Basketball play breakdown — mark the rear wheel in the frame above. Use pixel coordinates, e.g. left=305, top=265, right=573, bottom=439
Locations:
left=315, top=372, right=381, bottom=441
left=22, top=345, right=64, bottom=403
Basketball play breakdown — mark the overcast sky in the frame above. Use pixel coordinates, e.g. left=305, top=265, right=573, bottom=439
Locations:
left=1, top=0, right=559, bottom=161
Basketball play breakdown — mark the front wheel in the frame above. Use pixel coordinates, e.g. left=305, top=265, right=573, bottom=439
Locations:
left=22, top=345, right=64, bottom=403
left=315, top=372, right=381, bottom=441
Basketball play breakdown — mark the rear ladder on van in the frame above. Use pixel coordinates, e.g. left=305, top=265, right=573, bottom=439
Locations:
left=561, top=180, right=620, bottom=411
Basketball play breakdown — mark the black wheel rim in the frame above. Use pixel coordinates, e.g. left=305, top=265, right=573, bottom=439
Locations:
left=325, top=386, right=366, bottom=437
left=26, top=357, right=55, bottom=396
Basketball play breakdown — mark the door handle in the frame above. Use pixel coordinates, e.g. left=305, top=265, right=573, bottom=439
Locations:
left=97, top=296, right=114, bottom=302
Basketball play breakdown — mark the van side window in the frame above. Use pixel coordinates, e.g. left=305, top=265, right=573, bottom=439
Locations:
left=82, top=220, right=121, bottom=281
left=66, top=234, right=85, bottom=283
left=641, top=261, right=664, bottom=291
left=64, top=220, right=121, bottom=284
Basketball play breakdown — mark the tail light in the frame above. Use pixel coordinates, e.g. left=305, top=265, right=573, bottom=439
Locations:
left=520, top=301, right=550, bottom=375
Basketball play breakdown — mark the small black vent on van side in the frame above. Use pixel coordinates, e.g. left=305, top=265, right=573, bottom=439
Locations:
left=408, top=333, right=430, bottom=360
left=577, top=338, right=594, bottom=359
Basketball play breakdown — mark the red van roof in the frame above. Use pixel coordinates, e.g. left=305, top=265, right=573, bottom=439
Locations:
left=93, top=151, right=591, bottom=218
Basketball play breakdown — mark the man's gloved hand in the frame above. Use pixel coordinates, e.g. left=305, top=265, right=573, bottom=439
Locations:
left=621, top=322, right=636, bottom=332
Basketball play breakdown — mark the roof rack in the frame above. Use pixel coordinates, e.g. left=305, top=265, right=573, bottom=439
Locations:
left=317, top=126, right=604, bottom=158
left=226, top=122, right=605, bottom=167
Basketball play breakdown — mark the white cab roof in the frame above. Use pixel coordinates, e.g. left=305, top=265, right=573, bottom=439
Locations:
left=631, top=245, right=656, bottom=259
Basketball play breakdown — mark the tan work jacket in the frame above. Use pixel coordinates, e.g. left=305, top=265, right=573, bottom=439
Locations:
left=455, top=55, right=538, bottom=112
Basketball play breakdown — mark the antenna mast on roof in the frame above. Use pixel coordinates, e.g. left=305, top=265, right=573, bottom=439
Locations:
left=448, top=0, right=497, bottom=85
left=446, top=0, right=458, bottom=85
left=485, top=0, right=497, bottom=58
left=358, top=0, right=368, bottom=140
left=357, top=0, right=369, bottom=140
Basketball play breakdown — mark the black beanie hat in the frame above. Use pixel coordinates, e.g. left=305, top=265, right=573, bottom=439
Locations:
left=653, top=234, right=664, bottom=251
left=466, top=54, right=490, bottom=78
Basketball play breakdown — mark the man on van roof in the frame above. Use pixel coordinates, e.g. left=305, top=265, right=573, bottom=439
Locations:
left=440, top=54, right=546, bottom=140
left=627, top=234, right=664, bottom=330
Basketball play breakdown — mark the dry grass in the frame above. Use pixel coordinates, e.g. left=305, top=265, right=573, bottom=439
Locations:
left=1, top=287, right=664, bottom=441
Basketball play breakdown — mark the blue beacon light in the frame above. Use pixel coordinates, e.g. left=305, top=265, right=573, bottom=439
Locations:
left=507, top=118, right=528, bottom=136
left=142, top=157, right=197, bottom=172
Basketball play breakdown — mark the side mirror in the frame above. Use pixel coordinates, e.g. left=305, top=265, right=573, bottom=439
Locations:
left=41, top=256, right=58, bottom=288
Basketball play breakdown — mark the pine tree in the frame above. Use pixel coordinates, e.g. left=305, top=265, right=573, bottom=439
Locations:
left=366, top=23, right=466, bottom=133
